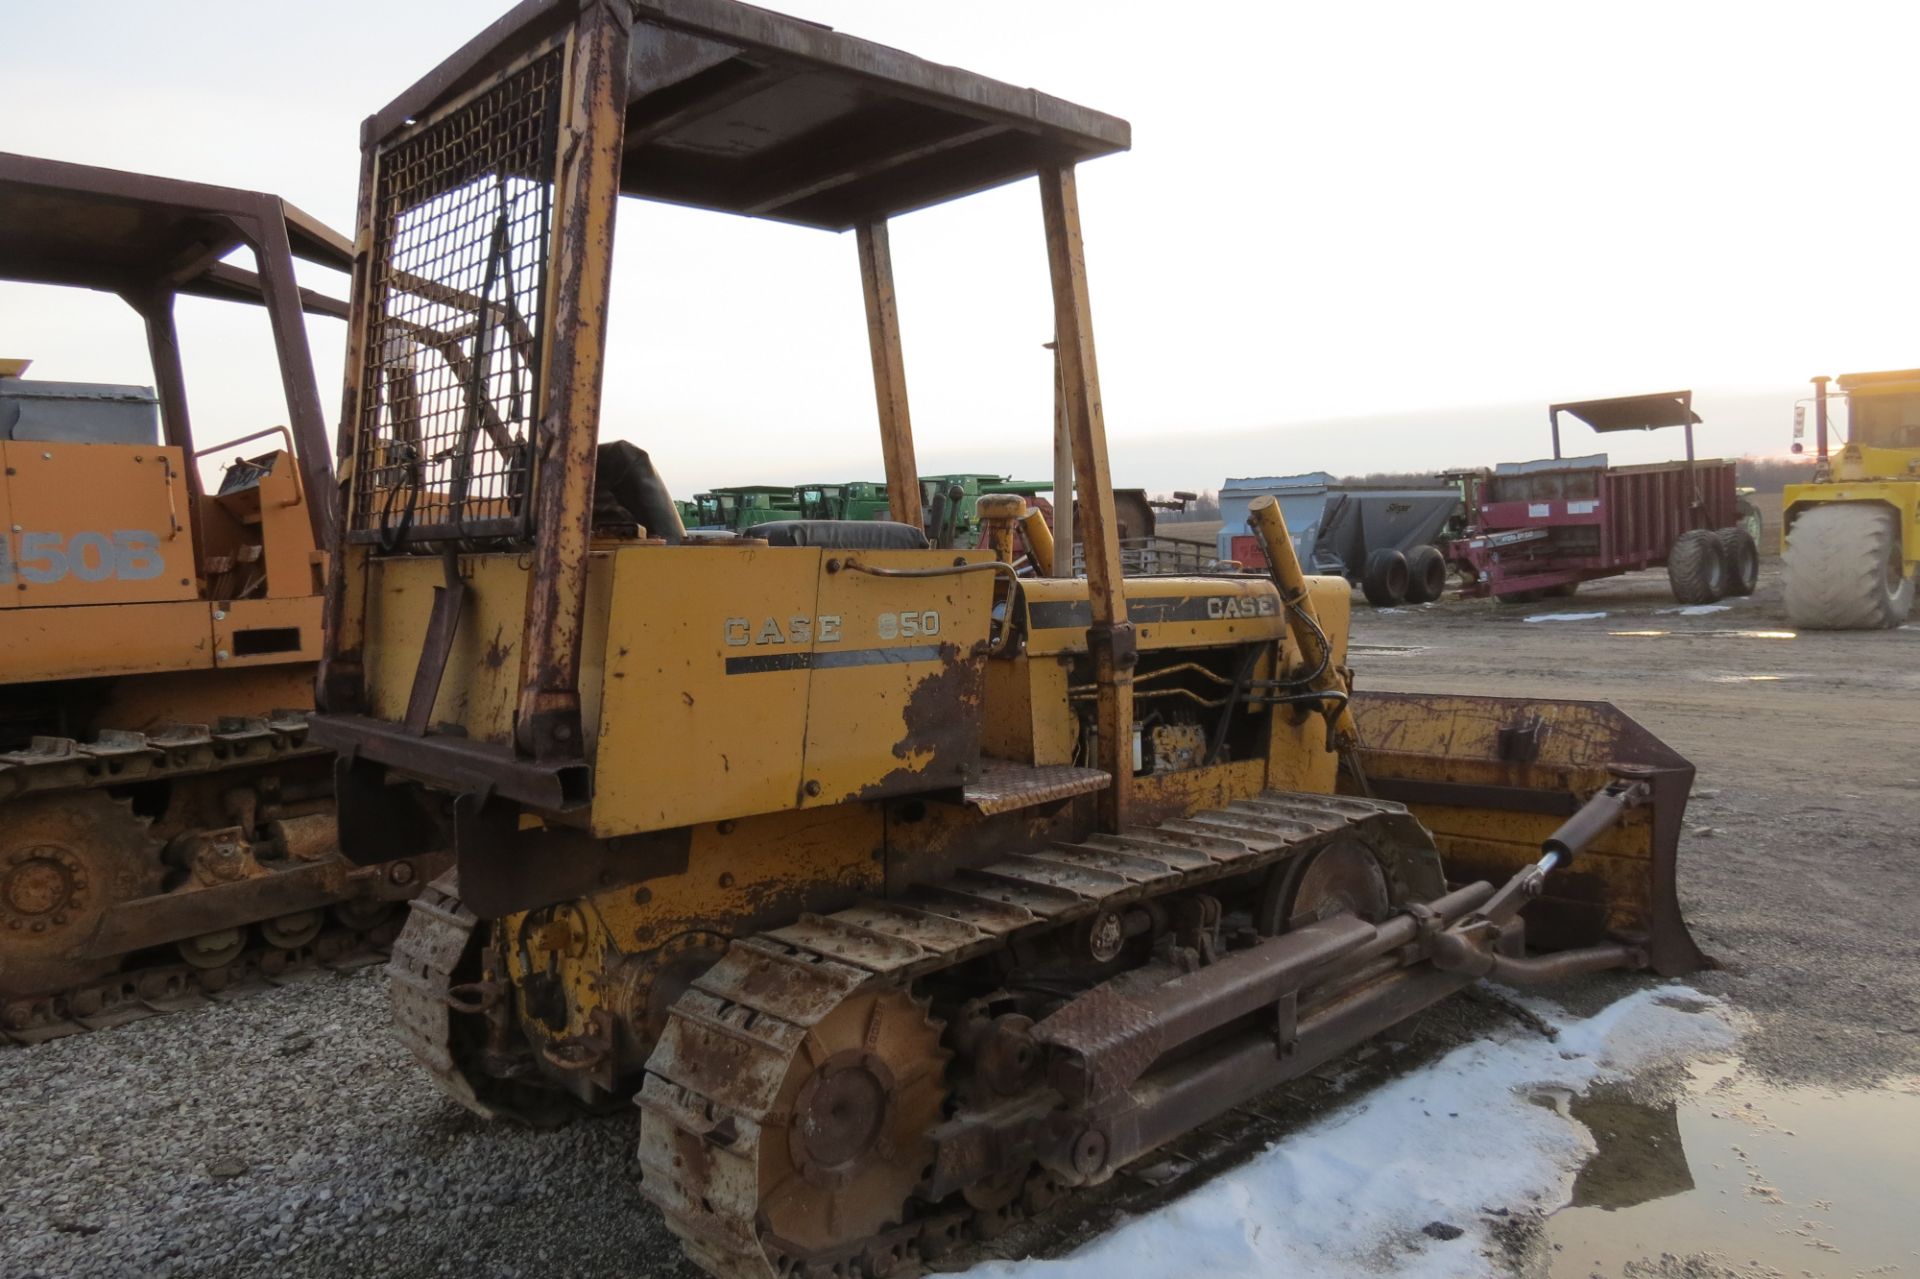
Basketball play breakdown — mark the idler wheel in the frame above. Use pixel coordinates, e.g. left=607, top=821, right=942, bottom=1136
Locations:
left=1257, top=836, right=1392, bottom=935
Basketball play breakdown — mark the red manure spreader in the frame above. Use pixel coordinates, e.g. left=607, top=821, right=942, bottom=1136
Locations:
left=1449, top=391, right=1759, bottom=604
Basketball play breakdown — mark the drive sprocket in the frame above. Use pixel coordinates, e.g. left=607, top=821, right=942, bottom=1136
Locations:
left=0, top=793, right=161, bottom=998
left=641, top=974, right=949, bottom=1278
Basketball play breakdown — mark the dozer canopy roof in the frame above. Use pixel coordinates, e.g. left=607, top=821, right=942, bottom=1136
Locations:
left=0, top=151, right=351, bottom=316
left=368, top=0, right=1131, bottom=230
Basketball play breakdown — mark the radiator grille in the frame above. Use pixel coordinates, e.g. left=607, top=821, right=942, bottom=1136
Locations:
left=350, top=49, right=564, bottom=547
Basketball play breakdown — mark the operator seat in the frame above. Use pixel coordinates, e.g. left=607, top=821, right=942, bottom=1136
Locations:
left=594, top=441, right=685, bottom=543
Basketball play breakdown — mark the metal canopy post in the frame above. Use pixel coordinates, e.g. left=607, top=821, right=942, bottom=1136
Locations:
left=1813, top=375, right=1831, bottom=462
left=319, top=142, right=384, bottom=714
left=514, top=0, right=632, bottom=761
left=129, top=286, right=206, bottom=577
left=856, top=219, right=922, bottom=529
left=248, top=203, right=340, bottom=551
left=1549, top=405, right=1562, bottom=460
left=1039, top=163, right=1131, bottom=831
left=1050, top=339, right=1073, bottom=572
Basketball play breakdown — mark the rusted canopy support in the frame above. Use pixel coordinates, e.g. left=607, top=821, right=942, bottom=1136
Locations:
left=128, top=287, right=206, bottom=575
left=856, top=220, right=922, bottom=529
left=246, top=202, right=340, bottom=551
left=318, top=143, right=384, bottom=716
left=1039, top=163, right=1132, bottom=830
left=1051, top=340, right=1074, bottom=572
left=514, top=0, right=633, bottom=762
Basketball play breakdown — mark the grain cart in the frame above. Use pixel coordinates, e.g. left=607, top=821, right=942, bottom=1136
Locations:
left=1449, top=391, right=1758, bottom=604
left=311, top=5, right=1705, bottom=1275
left=1782, top=371, right=1919, bottom=628
left=0, top=154, right=447, bottom=1043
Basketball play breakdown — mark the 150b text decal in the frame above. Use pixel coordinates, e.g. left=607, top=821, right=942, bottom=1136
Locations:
left=0, top=530, right=167, bottom=584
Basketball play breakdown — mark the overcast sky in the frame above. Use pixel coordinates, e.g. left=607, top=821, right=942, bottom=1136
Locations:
left=4, top=1, right=1915, bottom=495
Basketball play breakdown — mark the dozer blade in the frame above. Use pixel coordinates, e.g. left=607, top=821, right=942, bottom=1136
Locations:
left=1349, top=691, right=1707, bottom=977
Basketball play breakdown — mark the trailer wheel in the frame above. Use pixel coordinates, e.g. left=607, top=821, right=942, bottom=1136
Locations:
left=1667, top=529, right=1727, bottom=604
left=1715, top=527, right=1760, bottom=597
left=1361, top=548, right=1409, bottom=606
left=1403, top=545, right=1448, bottom=604
left=1782, top=503, right=1914, bottom=629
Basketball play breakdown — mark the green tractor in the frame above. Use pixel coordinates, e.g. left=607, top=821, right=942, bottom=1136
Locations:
left=919, top=473, right=1053, bottom=545
left=794, top=480, right=891, bottom=522
left=685, top=484, right=801, bottom=532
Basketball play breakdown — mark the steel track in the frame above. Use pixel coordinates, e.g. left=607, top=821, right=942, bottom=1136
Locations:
left=635, top=790, right=1426, bottom=1278
left=392, top=791, right=1435, bottom=1278
left=0, top=712, right=401, bottom=1046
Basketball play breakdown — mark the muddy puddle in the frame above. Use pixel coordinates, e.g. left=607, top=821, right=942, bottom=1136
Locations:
left=1541, top=1059, right=1920, bottom=1277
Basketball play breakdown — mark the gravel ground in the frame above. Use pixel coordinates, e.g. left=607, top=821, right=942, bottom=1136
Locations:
left=0, top=960, right=1542, bottom=1279
left=0, top=967, right=698, bottom=1279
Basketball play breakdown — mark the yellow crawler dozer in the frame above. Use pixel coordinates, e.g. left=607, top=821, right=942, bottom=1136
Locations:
left=0, top=154, right=446, bottom=1043
left=312, top=3, right=1706, bottom=1274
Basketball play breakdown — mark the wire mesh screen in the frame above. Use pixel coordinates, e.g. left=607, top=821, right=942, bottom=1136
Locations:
left=349, top=49, right=565, bottom=547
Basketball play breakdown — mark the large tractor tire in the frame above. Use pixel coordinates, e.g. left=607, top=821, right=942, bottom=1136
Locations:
left=1736, top=497, right=1764, bottom=550
left=1782, top=503, right=1915, bottom=630
left=1666, top=529, right=1728, bottom=605
left=1716, top=527, right=1760, bottom=597
left=1403, top=544, right=1449, bottom=604
left=1361, top=548, right=1409, bottom=607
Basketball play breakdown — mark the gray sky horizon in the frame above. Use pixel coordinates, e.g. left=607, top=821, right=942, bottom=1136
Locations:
left=3, top=1, right=1912, bottom=496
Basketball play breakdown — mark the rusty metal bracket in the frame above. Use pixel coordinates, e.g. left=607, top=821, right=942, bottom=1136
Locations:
left=312, top=714, right=590, bottom=816
left=1274, top=990, right=1298, bottom=1059
left=1086, top=619, right=1139, bottom=674
left=404, top=551, right=468, bottom=734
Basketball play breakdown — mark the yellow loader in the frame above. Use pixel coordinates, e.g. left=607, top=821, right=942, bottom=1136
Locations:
left=1784, top=371, right=1919, bottom=628
left=311, top=3, right=1706, bottom=1275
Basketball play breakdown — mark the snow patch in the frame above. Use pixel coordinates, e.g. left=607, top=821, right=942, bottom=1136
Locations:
left=967, top=987, right=1736, bottom=1279
left=1521, top=611, right=1607, bottom=624
left=1655, top=603, right=1732, bottom=616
